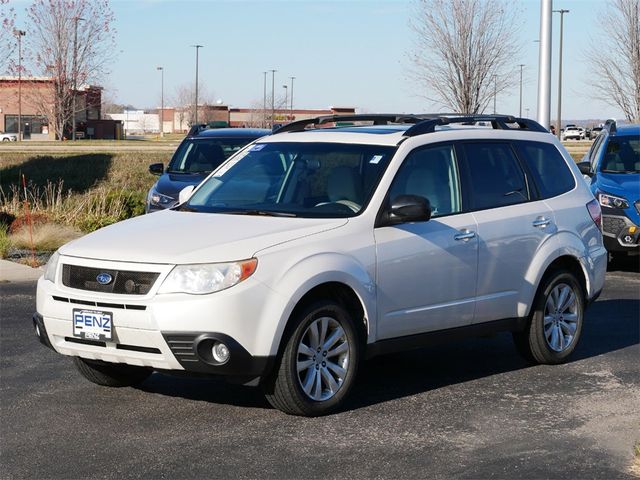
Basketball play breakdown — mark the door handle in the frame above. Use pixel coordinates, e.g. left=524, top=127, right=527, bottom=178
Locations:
left=532, top=216, right=551, bottom=228
left=454, top=229, right=476, bottom=241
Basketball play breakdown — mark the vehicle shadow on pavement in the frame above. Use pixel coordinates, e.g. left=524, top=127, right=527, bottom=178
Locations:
left=607, top=256, right=640, bottom=273
left=136, top=298, right=638, bottom=414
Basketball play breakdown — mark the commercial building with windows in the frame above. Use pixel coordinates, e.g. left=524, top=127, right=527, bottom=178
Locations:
left=0, top=76, right=120, bottom=139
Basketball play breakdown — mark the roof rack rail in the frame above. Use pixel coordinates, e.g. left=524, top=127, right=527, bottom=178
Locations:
left=272, top=114, right=435, bottom=134
left=404, top=115, right=548, bottom=136
left=604, top=118, right=617, bottom=134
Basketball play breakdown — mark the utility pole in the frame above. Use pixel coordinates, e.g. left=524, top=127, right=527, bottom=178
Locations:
left=554, top=9, right=569, bottom=140
left=282, top=85, right=288, bottom=120
left=191, top=45, right=203, bottom=125
left=72, top=16, right=84, bottom=141
left=537, top=0, right=553, bottom=130
left=518, top=64, right=525, bottom=117
left=270, top=69, right=277, bottom=128
left=157, top=66, right=164, bottom=137
left=15, top=29, right=25, bottom=141
left=493, top=75, right=497, bottom=114
left=289, top=76, right=295, bottom=120
left=263, top=71, right=267, bottom=128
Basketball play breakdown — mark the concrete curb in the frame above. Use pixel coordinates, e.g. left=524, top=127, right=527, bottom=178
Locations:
left=0, top=259, right=44, bottom=283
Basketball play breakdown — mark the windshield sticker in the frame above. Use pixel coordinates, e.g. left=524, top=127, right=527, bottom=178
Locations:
left=370, top=155, right=384, bottom=164
left=250, top=144, right=266, bottom=152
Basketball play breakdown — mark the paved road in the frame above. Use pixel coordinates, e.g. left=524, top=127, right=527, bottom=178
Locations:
left=1, top=260, right=639, bottom=479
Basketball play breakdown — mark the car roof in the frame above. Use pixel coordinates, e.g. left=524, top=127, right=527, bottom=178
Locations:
left=610, top=124, right=640, bottom=137
left=192, top=128, right=270, bottom=139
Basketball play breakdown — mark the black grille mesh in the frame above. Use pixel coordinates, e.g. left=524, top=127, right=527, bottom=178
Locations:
left=602, top=216, right=627, bottom=236
left=62, top=265, right=159, bottom=295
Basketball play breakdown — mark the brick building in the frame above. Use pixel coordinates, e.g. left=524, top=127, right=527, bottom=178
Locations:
left=0, top=76, right=120, bottom=139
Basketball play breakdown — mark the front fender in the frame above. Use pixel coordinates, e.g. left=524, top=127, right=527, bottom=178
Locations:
left=255, top=252, right=377, bottom=357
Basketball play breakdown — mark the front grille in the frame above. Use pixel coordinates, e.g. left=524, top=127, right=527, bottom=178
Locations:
left=52, top=295, right=146, bottom=311
left=62, top=265, right=159, bottom=295
left=63, top=337, right=161, bottom=354
left=602, top=215, right=627, bottom=235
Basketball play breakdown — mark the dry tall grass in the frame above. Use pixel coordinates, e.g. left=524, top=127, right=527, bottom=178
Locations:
left=10, top=222, right=83, bottom=251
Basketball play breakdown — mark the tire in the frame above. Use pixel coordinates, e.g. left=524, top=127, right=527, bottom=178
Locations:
left=263, top=300, right=361, bottom=416
left=73, top=357, right=152, bottom=387
left=2, top=138, right=9, bottom=142
left=513, top=269, right=585, bottom=364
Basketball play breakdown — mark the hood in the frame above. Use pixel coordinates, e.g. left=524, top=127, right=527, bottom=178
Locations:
left=154, top=172, right=209, bottom=198
left=597, top=172, right=640, bottom=200
left=60, top=210, right=348, bottom=264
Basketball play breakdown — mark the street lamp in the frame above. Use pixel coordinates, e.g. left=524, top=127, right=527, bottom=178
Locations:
left=518, top=64, right=525, bottom=117
left=289, top=76, right=295, bottom=120
left=157, top=66, right=164, bottom=137
left=14, top=29, right=25, bottom=141
left=191, top=45, right=203, bottom=125
left=262, top=71, right=267, bottom=128
left=72, top=16, right=85, bottom=141
left=282, top=85, right=288, bottom=120
left=270, top=69, right=277, bottom=128
left=553, top=9, right=569, bottom=140
left=493, top=75, right=497, bottom=114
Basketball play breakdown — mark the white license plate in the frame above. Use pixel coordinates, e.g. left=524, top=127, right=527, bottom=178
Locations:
left=72, top=309, right=113, bottom=341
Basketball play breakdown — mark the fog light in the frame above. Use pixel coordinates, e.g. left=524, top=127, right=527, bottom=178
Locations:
left=212, top=342, right=230, bottom=364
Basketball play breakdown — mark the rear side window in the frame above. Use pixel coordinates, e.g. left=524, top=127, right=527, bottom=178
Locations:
left=460, top=143, right=529, bottom=211
left=515, top=141, right=576, bottom=198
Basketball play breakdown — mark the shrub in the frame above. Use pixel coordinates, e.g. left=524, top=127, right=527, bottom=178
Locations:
left=0, top=225, right=10, bottom=258
left=10, top=222, right=83, bottom=252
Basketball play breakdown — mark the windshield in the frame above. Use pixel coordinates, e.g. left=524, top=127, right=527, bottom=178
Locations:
left=600, top=137, right=640, bottom=173
left=167, top=137, right=258, bottom=173
left=183, top=142, right=397, bottom=218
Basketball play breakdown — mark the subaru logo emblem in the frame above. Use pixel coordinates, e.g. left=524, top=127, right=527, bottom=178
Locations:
left=96, top=273, right=113, bottom=285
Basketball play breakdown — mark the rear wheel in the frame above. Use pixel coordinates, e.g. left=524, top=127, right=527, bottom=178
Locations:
left=513, top=269, right=585, bottom=364
left=263, top=300, right=360, bottom=416
left=73, top=357, right=152, bottom=387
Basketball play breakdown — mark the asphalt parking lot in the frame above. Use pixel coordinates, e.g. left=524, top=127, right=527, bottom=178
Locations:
left=1, top=259, right=639, bottom=479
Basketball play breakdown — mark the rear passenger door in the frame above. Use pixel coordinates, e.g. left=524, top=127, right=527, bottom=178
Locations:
left=457, top=142, right=554, bottom=324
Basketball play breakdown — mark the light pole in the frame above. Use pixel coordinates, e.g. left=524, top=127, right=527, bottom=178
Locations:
left=270, top=69, right=277, bottom=128
left=191, top=45, right=203, bottom=125
left=289, top=76, right=295, bottom=120
left=554, top=9, right=569, bottom=140
left=518, top=64, right=525, bottom=117
left=263, top=71, right=267, bottom=128
left=72, top=16, right=84, bottom=141
left=15, top=29, right=25, bottom=141
left=493, top=75, right=497, bottom=114
left=537, top=0, right=553, bottom=129
left=157, top=66, right=164, bottom=137
left=282, top=85, right=288, bottom=120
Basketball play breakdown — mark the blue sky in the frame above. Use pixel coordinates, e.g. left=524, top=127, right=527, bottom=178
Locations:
left=12, top=0, right=625, bottom=120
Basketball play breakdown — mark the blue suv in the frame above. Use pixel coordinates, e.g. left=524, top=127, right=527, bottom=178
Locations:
left=578, top=120, right=640, bottom=260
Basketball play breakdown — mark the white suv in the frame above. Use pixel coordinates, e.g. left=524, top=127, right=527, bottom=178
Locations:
left=35, top=114, right=607, bottom=416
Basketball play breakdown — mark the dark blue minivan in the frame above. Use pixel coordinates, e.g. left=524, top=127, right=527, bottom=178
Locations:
left=578, top=120, right=640, bottom=260
left=146, top=127, right=270, bottom=212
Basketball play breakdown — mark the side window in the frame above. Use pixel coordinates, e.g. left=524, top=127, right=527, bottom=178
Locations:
left=460, top=142, right=529, bottom=211
left=389, top=144, right=461, bottom=217
left=515, top=141, right=576, bottom=198
left=591, top=135, right=607, bottom=170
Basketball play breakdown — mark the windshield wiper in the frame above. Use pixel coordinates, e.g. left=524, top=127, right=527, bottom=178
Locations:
left=225, top=210, right=297, bottom=217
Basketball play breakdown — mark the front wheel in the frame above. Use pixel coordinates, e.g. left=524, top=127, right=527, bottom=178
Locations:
left=263, top=300, right=361, bottom=416
left=513, top=269, right=585, bottom=364
left=73, top=357, right=152, bottom=387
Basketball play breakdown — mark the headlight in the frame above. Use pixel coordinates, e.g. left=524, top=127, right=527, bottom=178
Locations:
left=148, top=188, right=176, bottom=208
left=598, top=193, right=629, bottom=209
left=44, top=251, right=60, bottom=283
left=157, top=258, right=258, bottom=295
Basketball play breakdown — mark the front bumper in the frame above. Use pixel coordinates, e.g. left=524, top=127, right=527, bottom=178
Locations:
left=602, top=214, right=640, bottom=252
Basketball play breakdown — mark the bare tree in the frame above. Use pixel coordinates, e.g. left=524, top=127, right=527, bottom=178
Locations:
left=588, top=0, right=640, bottom=121
left=24, top=0, right=116, bottom=139
left=0, top=0, right=16, bottom=72
left=407, top=0, right=523, bottom=114
left=172, top=82, right=214, bottom=129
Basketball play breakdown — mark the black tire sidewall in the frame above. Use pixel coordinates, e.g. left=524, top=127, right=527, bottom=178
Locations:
left=530, top=271, right=585, bottom=363
left=282, top=301, right=360, bottom=416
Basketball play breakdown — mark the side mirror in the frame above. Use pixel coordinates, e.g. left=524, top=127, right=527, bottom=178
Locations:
left=577, top=161, right=592, bottom=176
left=387, top=195, right=431, bottom=225
left=178, top=185, right=195, bottom=205
left=149, top=163, right=164, bottom=175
